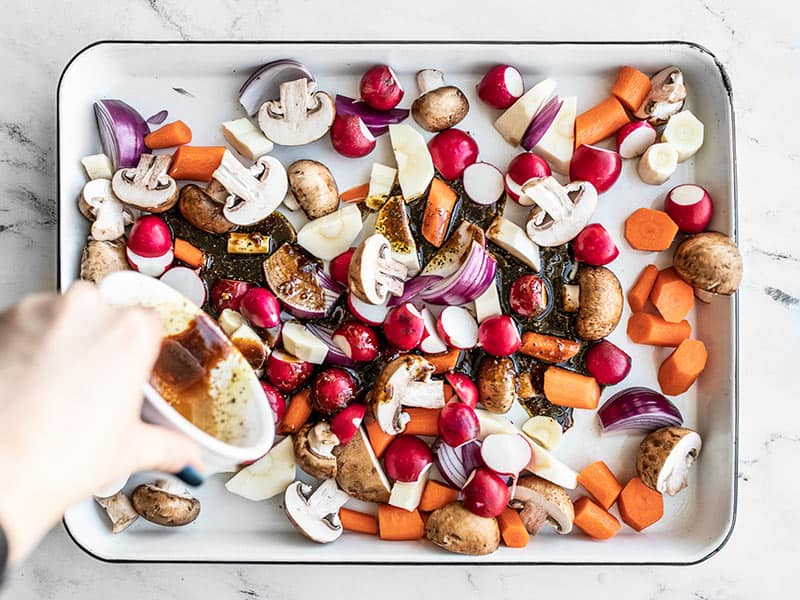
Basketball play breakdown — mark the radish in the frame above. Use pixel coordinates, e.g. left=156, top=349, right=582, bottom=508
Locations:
left=260, top=380, right=286, bottom=425
left=159, top=266, right=207, bottom=306
left=480, top=433, right=532, bottom=475
left=569, top=144, right=622, bottom=194
left=211, top=279, right=253, bottom=313
left=264, top=349, right=314, bottom=392
left=616, top=121, right=657, bottom=159
left=330, top=114, right=376, bottom=158
left=436, top=306, right=478, bottom=349
left=476, top=64, right=524, bottom=109
left=329, top=403, right=367, bottom=446
left=438, top=400, right=480, bottom=448
left=332, top=321, right=379, bottom=362
left=638, top=142, right=678, bottom=185
left=504, top=152, right=551, bottom=203
left=360, top=64, right=404, bottom=111
left=664, top=184, right=713, bottom=233
left=311, top=367, right=357, bottom=416
left=383, top=303, right=425, bottom=350
left=239, top=287, right=281, bottom=329
left=427, top=128, right=479, bottom=180
left=585, top=340, right=631, bottom=385
left=126, top=246, right=174, bottom=277
left=127, top=215, right=171, bottom=258
left=330, top=248, right=355, bottom=285
left=508, top=274, right=548, bottom=318
left=660, top=110, right=704, bottom=162
left=461, top=467, right=510, bottom=518
left=462, top=162, right=504, bottom=205
left=478, top=315, right=521, bottom=357
left=347, top=293, right=390, bottom=326
left=572, top=223, right=619, bottom=266
left=383, top=436, right=433, bottom=482
left=419, top=307, right=448, bottom=354
left=444, top=372, right=478, bottom=408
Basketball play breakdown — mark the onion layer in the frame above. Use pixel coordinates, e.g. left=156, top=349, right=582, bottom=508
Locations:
left=335, top=95, right=409, bottom=136
left=433, top=439, right=483, bottom=489
left=521, top=96, right=563, bottom=151
left=305, top=323, right=356, bottom=367
left=597, top=387, right=683, bottom=433
left=238, top=59, right=314, bottom=116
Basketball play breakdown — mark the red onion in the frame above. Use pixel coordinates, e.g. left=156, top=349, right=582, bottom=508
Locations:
left=94, top=99, right=150, bottom=169
left=146, top=110, right=169, bottom=125
left=335, top=95, right=409, bottom=135
left=433, top=439, right=483, bottom=489
left=598, top=387, right=683, bottom=433
left=521, top=96, right=563, bottom=151
left=388, top=274, right=440, bottom=307
left=421, top=242, right=497, bottom=305
left=239, top=59, right=314, bottom=116
left=305, top=323, right=356, bottom=368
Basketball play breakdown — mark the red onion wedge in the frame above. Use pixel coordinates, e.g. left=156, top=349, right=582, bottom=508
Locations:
left=463, top=162, right=504, bottom=206
left=238, top=59, right=314, bottom=116
left=94, top=99, right=150, bottom=169
left=335, top=95, right=409, bottom=135
left=420, top=241, right=496, bottom=306
left=521, top=96, right=563, bottom=151
left=433, top=439, right=483, bottom=489
left=305, top=322, right=357, bottom=368
left=598, top=387, right=683, bottom=434
left=146, top=110, right=168, bottom=125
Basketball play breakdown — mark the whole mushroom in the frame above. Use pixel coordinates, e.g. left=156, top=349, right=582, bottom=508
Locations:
left=287, top=159, right=339, bottom=219
left=333, top=426, right=391, bottom=503
left=411, top=69, right=469, bottom=132
left=425, top=502, right=500, bottom=555
left=634, top=66, right=687, bottom=125
left=562, top=266, right=623, bottom=341
left=293, top=421, right=340, bottom=479
left=80, top=237, right=130, bottom=283
left=523, top=177, right=598, bottom=247
left=258, top=78, right=335, bottom=146
left=637, top=426, right=702, bottom=496
left=510, top=475, right=574, bottom=535
left=673, top=231, right=743, bottom=296
left=131, top=479, right=200, bottom=526
left=78, top=179, right=133, bottom=241
left=178, top=185, right=237, bottom=234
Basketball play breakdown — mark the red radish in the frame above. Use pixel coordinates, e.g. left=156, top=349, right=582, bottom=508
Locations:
left=480, top=434, right=532, bottom=476
left=239, top=287, right=281, bottom=329
left=211, top=279, right=253, bottom=313
left=478, top=315, right=521, bottom=357
left=360, top=64, right=404, bottom=111
left=461, top=467, right=510, bottom=518
left=444, top=372, right=478, bottom=408
left=419, top=308, right=448, bottom=354
left=436, top=306, right=479, bottom=349
left=260, top=380, right=286, bottom=425
left=383, top=436, right=434, bottom=482
left=330, top=248, right=355, bottom=285
left=383, top=303, right=425, bottom=350
left=504, top=152, right=551, bottom=203
left=438, top=400, right=480, bottom=447
left=476, top=65, right=524, bottom=109
left=127, top=215, right=171, bottom=258
left=330, top=114, right=376, bottom=158
left=572, top=224, right=619, bottom=266
left=664, top=184, right=714, bottom=233
left=329, top=403, right=367, bottom=445
left=264, top=349, right=314, bottom=392
left=585, top=340, right=632, bottom=385
left=509, top=274, right=548, bottom=318
left=311, top=367, right=357, bottom=416
left=463, top=162, right=504, bottom=205
left=617, top=121, right=657, bottom=159
left=126, top=246, right=174, bottom=277
left=159, top=266, right=207, bottom=306
left=347, top=293, right=390, bottom=326
left=427, top=128, right=479, bottom=180
left=569, top=144, right=622, bottom=194
left=332, top=321, right=379, bottom=362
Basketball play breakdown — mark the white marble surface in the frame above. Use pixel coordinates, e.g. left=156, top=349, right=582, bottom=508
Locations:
left=0, top=0, right=795, bottom=597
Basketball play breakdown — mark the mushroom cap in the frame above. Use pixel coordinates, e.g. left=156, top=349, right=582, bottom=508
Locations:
left=283, top=480, right=348, bottom=544
left=372, top=355, right=433, bottom=433
left=216, top=153, right=288, bottom=226
left=80, top=238, right=130, bottom=284
left=576, top=266, right=623, bottom=340
left=262, top=243, right=325, bottom=316
left=524, top=179, right=598, bottom=247
left=411, top=86, right=469, bottom=132
left=333, top=426, right=391, bottom=503
left=512, top=475, right=574, bottom=534
left=477, top=355, right=517, bottom=414
left=637, top=427, right=702, bottom=496
left=673, top=232, right=743, bottom=295
left=131, top=480, right=200, bottom=526
left=634, top=67, right=687, bottom=125
left=425, top=502, right=500, bottom=556
left=293, top=422, right=338, bottom=479
left=178, top=185, right=236, bottom=234
left=348, top=233, right=394, bottom=306
left=258, top=80, right=335, bottom=147
left=287, top=159, right=339, bottom=219
left=111, top=155, right=178, bottom=213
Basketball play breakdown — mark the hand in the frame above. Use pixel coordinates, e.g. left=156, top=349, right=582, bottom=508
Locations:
left=0, top=282, right=202, bottom=563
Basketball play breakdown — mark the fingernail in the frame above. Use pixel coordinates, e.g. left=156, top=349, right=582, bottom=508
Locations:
left=175, top=466, right=204, bottom=487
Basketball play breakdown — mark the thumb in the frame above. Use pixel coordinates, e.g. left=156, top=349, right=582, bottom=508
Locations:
left=127, top=423, right=205, bottom=475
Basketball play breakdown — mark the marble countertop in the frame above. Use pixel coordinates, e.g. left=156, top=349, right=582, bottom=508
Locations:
left=0, top=0, right=795, bottom=597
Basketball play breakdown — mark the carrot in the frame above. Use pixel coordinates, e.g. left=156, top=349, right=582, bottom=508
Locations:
left=144, top=120, right=192, bottom=149
left=339, top=507, right=379, bottom=535
left=421, top=178, right=457, bottom=247
left=418, top=480, right=459, bottom=512
left=657, top=339, right=708, bottom=395
left=520, top=331, right=581, bottom=363
left=542, top=367, right=600, bottom=410
left=574, top=96, right=631, bottom=149
left=424, top=348, right=461, bottom=374
left=577, top=461, right=623, bottom=510
left=168, top=146, right=226, bottom=182
left=364, top=416, right=395, bottom=458
left=378, top=504, right=425, bottom=540
left=624, top=208, right=679, bottom=251
left=442, top=382, right=454, bottom=402
left=627, top=264, right=659, bottom=312
left=340, top=182, right=370, bottom=202
left=573, top=497, right=621, bottom=540
left=497, top=507, right=529, bottom=548
left=403, top=408, right=441, bottom=436
left=627, top=312, right=691, bottom=347
left=611, top=66, right=652, bottom=112
left=277, top=389, right=312, bottom=435
left=650, top=267, right=695, bottom=323
left=617, top=477, right=663, bottom=532
left=174, top=238, right=207, bottom=269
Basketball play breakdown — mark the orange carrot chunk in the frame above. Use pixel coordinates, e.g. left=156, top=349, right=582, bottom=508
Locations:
left=421, top=178, right=457, bottom=247
left=418, top=480, right=459, bottom=512
left=519, top=331, right=581, bottom=363
left=365, top=417, right=395, bottom=459
left=340, top=182, right=370, bottom=202
left=174, top=238, right=207, bottom=269
left=573, top=496, right=621, bottom=540
left=423, top=348, right=461, bottom=374
left=339, top=508, right=379, bottom=535
left=627, top=264, right=659, bottom=312
left=657, top=339, right=708, bottom=395
left=574, top=96, right=631, bottom=149
left=624, top=208, right=679, bottom=251
left=611, top=66, right=652, bottom=112
left=168, top=146, right=226, bottom=182
left=277, top=389, right=312, bottom=435
left=650, top=267, right=695, bottom=323
left=627, top=312, right=691, bottom=347
left=144, top=120, right=193, bottom=149
left=577, top=461, right=623, bottom=510
left=497, top=507, right=529, bottom=548
left=403, top=408, right=441, bottom=437
left=543, top=366, right=600, bottom=410
left=378, top=505, right=425, bottom=540
left=617, top=477, right=664, bottom=532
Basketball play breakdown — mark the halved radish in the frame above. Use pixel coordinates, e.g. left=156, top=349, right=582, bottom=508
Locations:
left=664, top=184, right=713, bottom=233
left=480, top=433, right=532, bottom=476
left=160, top=266, right=207, bottom=306
left=569, top=145, right=622, bottom=194
left=476, top=65, right=524, bottom=110
left=419, top=307, right=448, bottom=354
left=444, top=372, right=478, bottom=408
left=384, top=303, right=426, bottom=351
left=347, top=293, right=390, bottom=326
left=436, top=306, right=478, bottom=349
left=127, top=247, right=174, bottom=277
left=463, top=162, right=504, bottom=205
left=505, top=152, right=551, bottom=203
left=616, top=121, right=657, bottom=159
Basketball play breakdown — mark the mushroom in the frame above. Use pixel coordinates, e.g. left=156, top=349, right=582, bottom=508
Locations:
left=637, top=427, right=702, bottom=496
left=80, top=237, right=130, bottom=283
left=348, top=234, right=408, bottom=305
left=262, top=243, right=327, bottom=317
left=333, top=426, right=391, bottom=503
left=78, top=179, right=132, bottom=241
left=372, top=355, right=445, bottom=435
left=258, top=78, right=335, bottom=146
left=131, top=479, right=201, bottom=527
left=523, top=177, right=598, bottom=247
left=94, top=491, right=138, bottom=534
left=634, top=66, right=687, bottom=125
left=111, top=154, right=178, bottom=212
left=510, top=475, right=574, bottom=535
left=477, top=356, right=517, bottom=414
left=287, top=159, right=339, bottom=219
left=208, top=151, right=288, bottom=226
left=562, top=266, right=623, bottom=341
left=178, top=185, right=237, bottom=234
left=425, top=502, right=500, bottom=555
left=283, top=479, right=349, bottom=544
left=411, top=69, right=469, bottom=132
left=673, top=231, right=743, bottom=296
left=293, top=421, right=340, bottom=479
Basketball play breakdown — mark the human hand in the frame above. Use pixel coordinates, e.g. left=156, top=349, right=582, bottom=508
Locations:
left=0, top=282, right=202, bottom=563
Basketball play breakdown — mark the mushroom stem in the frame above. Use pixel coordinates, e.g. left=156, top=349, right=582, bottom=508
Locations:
left=304, top=479, right=349, bottom=514
left=308, top=422, right=339, bottom=458
left=376, top=254, right=408, bottom=296
left=417, top=69, right=445, bottom=94
left=95, top=491, right=138, bottom=534
left=523, top=176, right=571, bottom=221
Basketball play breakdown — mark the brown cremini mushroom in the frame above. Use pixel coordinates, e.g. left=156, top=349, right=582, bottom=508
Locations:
left=637, top=427, right=702, bottom=496
left=425, top=502, right=500, bottom=555
left=262, top=243, right=326, bottom=317
left=510, top=475, right=574, bottom=535
left=78, top=179, right=133, bottom=241
left=94, top=491, right=138, bottom=534
left=411, top=69, right=469, bottom=132
left=80, top=237, right=130, bottom=283
left=523, top=177, right=598, bottom=247
left=634, top=66, right=687, bottom=125
left=283, top=479, right=349, bottom=544
left=178, top=185, right=237, bottom=234
left=111, top=154, right=177, bottom=212
left=287, top=159, right=339, bottom=219
left=333, top=426, right=391, bottom=503
left=673, top=232, right=743, bottom=296
left=212, top=151, right=288, bottom=226
left=293, top=422, right=340, bottom=479
left=131, top=479, right=200, bottom=527
left=565, top=266, right=623, bottom=341
left=477, top=356, right=517, bottom=414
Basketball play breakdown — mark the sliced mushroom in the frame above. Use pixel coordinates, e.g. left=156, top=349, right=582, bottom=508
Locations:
left=131, top=479, right=200, bottom=526
left=510, top=475, right=574, bottom=535
left=348, top=234, right=408, bottom=305
left=294, top=422, right=340, bottom=479
left=263, top=243, right=326, bottom=317
left=375, top=196, right=420, bottom=275
left=637, top=427, right=702, bottom=496
left=524, top=177, right=598, bottom=247
left=634, top=67, right=687, bottom=125
left=78, top=179, right=132, bottom=241
left=211, top=151, right=288, bottom=225
left=111, top=154, right=178, bottom=212
left=95, top=491, right=138, bottom=534
left=425, top=502, right=500, bottom=555
left=411, top=69, right=469, bottom=132
left=283, top=479, right=349, bottom=544
left=477, top=356, right=517, bottom=414
left=178, top=185, right=237, bottom=234
left=568, top=266, right=623, bottom=341
left=333, top=426, right=391, bottom=503
left=372, top=355, right=444, bottom=435
left=287, top=159, right=339, bottom=219
left=80, top=237, right=130, bottom=283
left=258, top=78, right=335, bottom=146
left=673, top=232, right=743, bottom=296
